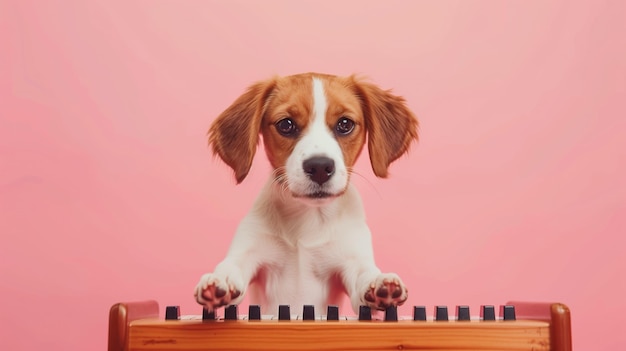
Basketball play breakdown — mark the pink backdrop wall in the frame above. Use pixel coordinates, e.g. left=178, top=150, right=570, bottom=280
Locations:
left=1, top=0, right=624, bottom=349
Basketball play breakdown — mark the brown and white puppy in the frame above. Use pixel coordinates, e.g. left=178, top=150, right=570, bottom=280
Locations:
left=195, top=73, right=418, bottom=316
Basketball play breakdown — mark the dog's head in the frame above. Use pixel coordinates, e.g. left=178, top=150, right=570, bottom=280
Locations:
left=209, top=73, right=418, bottom=205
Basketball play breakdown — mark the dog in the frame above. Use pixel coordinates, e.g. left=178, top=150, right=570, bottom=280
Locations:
left=194, top=72, right=418, bottom=316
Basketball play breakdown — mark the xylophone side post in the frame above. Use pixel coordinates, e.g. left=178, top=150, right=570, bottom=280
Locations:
left=108, top=300, right=159, bottom=351
left=507, top=301, right=572, bottom=351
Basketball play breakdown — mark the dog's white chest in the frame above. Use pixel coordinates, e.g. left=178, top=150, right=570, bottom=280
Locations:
left=284, top=245, right=327, bottom=288
left=251, top=220, right=341, bottom=314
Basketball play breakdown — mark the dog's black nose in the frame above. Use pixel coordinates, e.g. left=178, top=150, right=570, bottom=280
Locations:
left=303, top=156, right=335, bottom=185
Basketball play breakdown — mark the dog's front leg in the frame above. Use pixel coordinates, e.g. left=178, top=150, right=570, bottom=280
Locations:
left=340, top=240, right=408, bottom=313
left=194, top=228, right=261, bottom=312
left=194, top=259, right=247, bottom=312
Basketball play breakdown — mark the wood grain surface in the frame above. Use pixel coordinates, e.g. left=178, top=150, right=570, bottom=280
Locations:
left=127, top=318, right=551, bottom=351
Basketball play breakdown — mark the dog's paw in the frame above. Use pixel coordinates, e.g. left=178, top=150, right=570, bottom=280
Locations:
left=363, top=273, right=408, bottom=310
left=194, top=273, right=242, bottom=312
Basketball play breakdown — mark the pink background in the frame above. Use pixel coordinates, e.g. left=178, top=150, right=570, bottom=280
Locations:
left=1, top=0, right=625, bottom=350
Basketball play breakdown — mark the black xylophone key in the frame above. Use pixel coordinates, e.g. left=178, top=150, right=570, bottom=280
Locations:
left=302, top=305, right=315, bottom=321
left=413, top=306, right=427, bottom=321
left=202, top=307, right=215, bottom=321
left=384, top=306, right=398, bottom=321
left=278, top=305, right=291, bottom=320
left=358, top=305, right=372, bottom=321
left=500, top=305, right=516, bottom=321
left=481, top=305, right=496, bottom=321
left=165, top=306, right=180, bottom=320
left=435, top=306, right=449, bottom=321
left=248, top=305, right=261, bottom=320
left=435, top=306, right=448, bottom=321
left=456, top=305, right=471, bottom=321
left=327, top=305, right=339, bottom=321
left=224, top=305, right=238, bottom=320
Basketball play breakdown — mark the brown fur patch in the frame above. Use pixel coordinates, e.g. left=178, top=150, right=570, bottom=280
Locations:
left=261, top=75, right=315, bottom=173
left=349, top=76, right=419, bottom=178
left=322, top=77, right=367, bottom=169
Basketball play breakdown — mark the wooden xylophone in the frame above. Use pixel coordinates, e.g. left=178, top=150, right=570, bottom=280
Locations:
left=108, top=300, right=571, bottom=351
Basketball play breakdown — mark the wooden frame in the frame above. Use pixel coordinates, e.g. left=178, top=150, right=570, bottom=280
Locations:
left=108, top=300, right=571, bottom=351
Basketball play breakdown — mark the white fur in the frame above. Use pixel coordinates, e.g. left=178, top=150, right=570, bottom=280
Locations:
left=195, top=76, right=407, bottom=316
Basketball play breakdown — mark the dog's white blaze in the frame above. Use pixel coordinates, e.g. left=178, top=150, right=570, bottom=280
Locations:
left=306, top=78, right=337, bottom=158
left=284, top=77, right=348, bottom=199
left=311, top=78, right=328, bottom=136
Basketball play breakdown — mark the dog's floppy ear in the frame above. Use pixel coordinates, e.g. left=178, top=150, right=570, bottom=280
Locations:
left=352, top=77, right=419, bottom=178
left=209, top=78, right=276, bottom=183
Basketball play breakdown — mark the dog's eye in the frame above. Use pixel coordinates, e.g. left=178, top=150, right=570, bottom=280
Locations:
left=335, top=117, right=355, bottom=136
left=275, top=118, right=299, bottom=137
